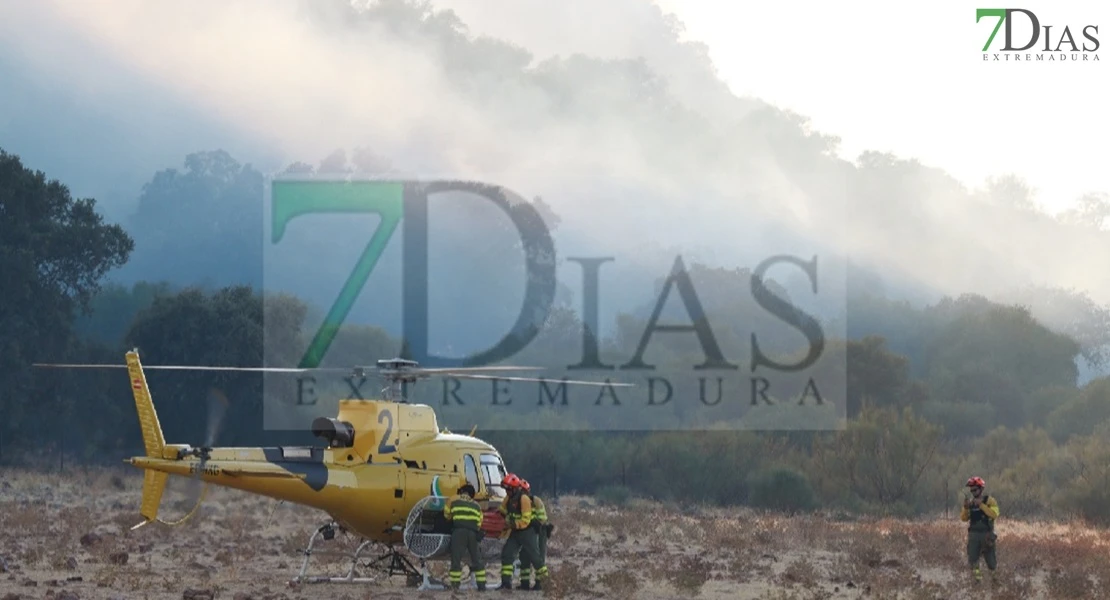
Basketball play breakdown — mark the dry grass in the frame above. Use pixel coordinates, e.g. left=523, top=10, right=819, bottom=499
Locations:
left=3, top=466, right=1110, bottom=599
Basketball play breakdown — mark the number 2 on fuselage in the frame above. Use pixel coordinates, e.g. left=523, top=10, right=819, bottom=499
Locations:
left=377, top=408, right=396, bottom=454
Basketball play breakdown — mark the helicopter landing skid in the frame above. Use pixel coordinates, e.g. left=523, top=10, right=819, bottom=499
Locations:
left=289, top=521, right=428, bottom=588
left=290, top=522, right=377, bottom=584
left=365, top=545, right=426, bottom=588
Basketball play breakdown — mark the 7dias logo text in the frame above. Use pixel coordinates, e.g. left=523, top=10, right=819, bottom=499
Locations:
left=977, top=8, right=1100, bottom=61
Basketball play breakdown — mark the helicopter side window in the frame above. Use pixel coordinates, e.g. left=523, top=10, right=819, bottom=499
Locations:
left=480, top=453, right=507, bottom=496
left=464, top=454, right=481, bottom=493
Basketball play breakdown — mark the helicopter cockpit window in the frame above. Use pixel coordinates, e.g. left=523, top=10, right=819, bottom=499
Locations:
left=480, top=453, right=507, bottom=496
left=464, top=454, right=481, bottom=492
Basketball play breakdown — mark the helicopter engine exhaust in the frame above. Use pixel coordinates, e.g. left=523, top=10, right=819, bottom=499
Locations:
left=311, top=417, right=355, bottom=448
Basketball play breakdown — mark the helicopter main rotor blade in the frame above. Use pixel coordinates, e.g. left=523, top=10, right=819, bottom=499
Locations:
left=442, top=373, right=634, bottom=387
left=31, top=363, right=347, bottom=373
left=34, top=363, right=543, bottom=374
left=32, top=362, right=634, bottom=387
left=406, top=366, right=544, bottom=373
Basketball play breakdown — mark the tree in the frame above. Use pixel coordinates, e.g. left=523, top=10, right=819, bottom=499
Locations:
left=123, top=150, right=264, bottom=287
left=120, top=284, right=406, bottom=446
left=845, top=336, right=927, bottom=417
left=73, top=281, right=175, bottom=345
left=843, top=291, right=928, bottom=375
left=962, top=426, right=1057, bottom=518
left=1045, top=376, right=1110, bottom=443
left=120, top=285, right=315, bottom=446
left=997, top=285, right=1110, bottom=370
left=123, top=286, right=272, bottom=446
left=1057, top=192, right=1110, bottom=230
left=924, top=300, right=1080, bottom=428
left=982, top=174, right=1037, bottom=212
left=0, top=148, right=133, bottom=448
left=1056, top=421, right=1110, bottom=525
left=812, top=406, right=941, bottom=509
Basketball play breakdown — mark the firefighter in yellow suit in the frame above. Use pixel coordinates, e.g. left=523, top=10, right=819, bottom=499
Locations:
left=443, top=483, right=486, bottom=590
left=498, top=473, right=547, bottom=590
left=517, top=479, right=552, bottom=590
left=960, top=476, right=1000, bottom=583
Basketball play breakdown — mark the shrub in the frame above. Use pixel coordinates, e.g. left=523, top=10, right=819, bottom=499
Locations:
left=920, top=401, right=996, bottom=440
left=747, top=466, right=816, bottom=513
left=595, top=485, right=634, bottom=507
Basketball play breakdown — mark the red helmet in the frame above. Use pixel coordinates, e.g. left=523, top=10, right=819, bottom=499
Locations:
left=521, top=479, right=531, bottom=492
left=501, top=473, right=522, bottom=489
left=966, top=477, right=985, bottom=488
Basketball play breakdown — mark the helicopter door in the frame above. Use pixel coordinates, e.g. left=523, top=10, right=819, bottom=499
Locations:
left=463, top=454, right=482, bottom=496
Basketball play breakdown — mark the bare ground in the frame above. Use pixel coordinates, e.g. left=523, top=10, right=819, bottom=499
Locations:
left=2, top=467, right=1110, bottom=600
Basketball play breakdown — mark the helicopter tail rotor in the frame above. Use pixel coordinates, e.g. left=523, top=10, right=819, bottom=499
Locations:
left=205, top=388, right=229, bottom=448
left=168, top=387, right=229, bottom=523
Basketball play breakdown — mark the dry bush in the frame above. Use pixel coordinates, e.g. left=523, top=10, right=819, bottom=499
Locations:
left=14, top=468, right=1110, bottom=600
left=755, top=590, right=811, bottom=600
left=848, top=540, right=883, bottom=569
left=664, top=554, right=713, bottom=596
left=565, top=506, right=617, bottom=531
left=726, top=550, right=759, bottom=582
left=860, top=560, right=922, bottom=597
left=899, top=580, right=951, bottom=600
left=779, top=557, right=821, bottom=588
left=0, top=503, right=48, bottom=533
left=814, top=525, right=856, bottom=554
left=542, top=559, right=594, bottom=599
left=1002, top=534, right=1045, bottom=573
left=1091, top=560, right=1110, bottom=594
left=787, top=515, right=836, bottom=548
left=908, top=524, right=961, bottom=567
left=553, top=517, right=582, bottom=542
left=989, top=571, right=1036, bottom=600
left=1045, top=565, right=1097, bottom=599
left=605, top=507, right=665, bottom=539
left=742, top=515, right=795, bottom=554
left=827, top=555, right=866, bottom=587
left=597, top=567, right=639, bottom=600
left=279, top=528, right=313, bottom=555
left=109, top=511, right=141, bottom=534
left=220, top=513, right=261, bottom=539
left=1033, top=536, right=1103, bottom=578
left=702, top=517, right=752, bottom=550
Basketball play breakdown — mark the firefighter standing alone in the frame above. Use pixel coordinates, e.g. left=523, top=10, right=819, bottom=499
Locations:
left=498, top=473, right=548, bottom=590
left=960, top=476, right=1000, bottom=582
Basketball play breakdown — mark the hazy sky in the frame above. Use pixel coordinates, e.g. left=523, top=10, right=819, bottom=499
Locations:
left=3, top=0, right=1105, bottom=217
left=649, top=0, right=1108, bottom=216
left=4, top=0, right=1110, bottom=310
left=446, top=0, right=1109, bottom=216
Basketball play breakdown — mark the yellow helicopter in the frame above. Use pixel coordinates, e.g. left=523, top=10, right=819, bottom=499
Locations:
left=35, top=350, right=629, bottom=590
